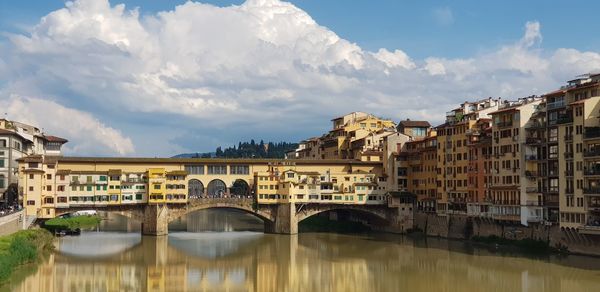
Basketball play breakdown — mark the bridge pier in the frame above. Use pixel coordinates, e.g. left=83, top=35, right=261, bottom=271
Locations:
left=265, top=203, right=298, bottom=235
left=142, top=204, right=169, bottom=236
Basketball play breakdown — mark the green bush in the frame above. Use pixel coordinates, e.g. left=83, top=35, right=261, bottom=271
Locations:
left=44, top=215, right=101, bottom=231
left=0, top=229, right=53, bottom=283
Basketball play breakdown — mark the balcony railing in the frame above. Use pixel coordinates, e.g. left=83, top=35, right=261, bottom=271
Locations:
left=564, top=152, right=573, bottom=159
left=584, top=127, right=600, bottom=140
left=583, top=188, right=600, bottom=195
left=496, top=121, right=513, bottom=128
left=525, top=187, right=539, bottom=193
left=526, top=121, right=546, bottom=129
left=584, top=149, right=600, bottom=158
left=556, top=115, right=573, bottom=124
left=564, top=170, right=574, bottom=176
left=584, top=169, right=600, bottom=176
left=564, top=134, right=573, bottom=141
left=525, top=137, right=545, bottom=145
left=547, top=101, right=565, bottom=110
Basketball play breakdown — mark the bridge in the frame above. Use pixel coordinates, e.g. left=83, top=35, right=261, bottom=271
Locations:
left=56, top=197, right=410, bottom=235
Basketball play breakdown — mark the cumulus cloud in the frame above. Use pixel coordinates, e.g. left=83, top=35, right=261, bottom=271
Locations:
left=0, top=95, right=135, bottom=156
left=0, top=0, right=599, bottom=156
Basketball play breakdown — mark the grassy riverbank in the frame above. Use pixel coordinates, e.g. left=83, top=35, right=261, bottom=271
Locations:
left=299, top=216, right=371, bottom=233
left=43, top=215, right=101, bottom=232
left=0, top=229, right=53, bottom=283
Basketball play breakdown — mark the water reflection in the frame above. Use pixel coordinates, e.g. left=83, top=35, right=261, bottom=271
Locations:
left=4, top=210, right=600, bottom=292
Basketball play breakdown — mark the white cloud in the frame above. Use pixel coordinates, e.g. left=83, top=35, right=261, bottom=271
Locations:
left=0, top=95, right=134, bottom=156
left=0, top=0, right=599, bottom=156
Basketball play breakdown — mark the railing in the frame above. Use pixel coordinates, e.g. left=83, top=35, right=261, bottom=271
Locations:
left=584, top=127, right=600, bottom=139
left=526, top=121, right=546, bottom=129
left=564, top=152, right=573, bottom=159
left=556, top=115, right=573, bottom=124
left=584, top=169, right=600, bottom=176
left=525, top=170, right=538, bottom=178
left=564, top=134, right=573, bottom=141
left=525, top=137, right=545, bottom=144
left=583, top=188, right=600, bottom=195
left=584, top=149, right=600, bottom=157
left=496, top=121, right=513, bottom=128
left=565, top=170, right=574, bottom=176
left=525, top=155, right=539, bottom=161
left=547, top=101, right=565, bottom=110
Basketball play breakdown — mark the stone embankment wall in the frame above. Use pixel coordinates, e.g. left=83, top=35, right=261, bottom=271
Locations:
left=0, top=210, right=25, bottom=236
left=415, top=211, right=600, bottom=256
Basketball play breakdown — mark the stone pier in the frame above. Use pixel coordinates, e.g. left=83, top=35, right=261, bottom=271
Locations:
left=142, top=204, right=169, bottom=236
left=264, top=203, right=298, bottom=235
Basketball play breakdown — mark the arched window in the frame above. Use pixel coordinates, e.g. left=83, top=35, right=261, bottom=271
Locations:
left=230, top=179, right=250, bottom=198
left=188, top=179, right=204, bottom=198
left=207, top=179, right=227, bottom=198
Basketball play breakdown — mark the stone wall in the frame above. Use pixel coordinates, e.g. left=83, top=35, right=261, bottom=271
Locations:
left=0, top=210, right=25, bottom=236
left=416, top=211, right=600, bottom=256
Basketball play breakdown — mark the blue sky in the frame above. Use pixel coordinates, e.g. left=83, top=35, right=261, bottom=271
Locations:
left=0, top=0, right=599, bottom=156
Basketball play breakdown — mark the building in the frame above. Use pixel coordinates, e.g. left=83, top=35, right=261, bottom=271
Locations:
left=435, top=98, right=500, bottom=215
left=555, top=74, right=600, bottom=233
left=489, top=96, right=543, bottom=225
left=403, top=134, right=438, bottom=212
left=0, top=119, right=67, bottom=203
left=466, top=119, right=493, bottom=217
left=291, top=112, right=396, bottom=160
left=18, top=156, right=388, bottom=219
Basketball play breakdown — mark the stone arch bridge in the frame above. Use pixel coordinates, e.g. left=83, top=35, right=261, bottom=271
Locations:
left=55, top=198, right=409, bottom=235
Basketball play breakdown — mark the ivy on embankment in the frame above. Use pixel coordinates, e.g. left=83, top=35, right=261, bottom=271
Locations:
left=0, top=229, right=54, bottom=283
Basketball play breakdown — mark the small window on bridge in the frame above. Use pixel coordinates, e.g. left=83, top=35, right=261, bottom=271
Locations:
left=230, top=165, right=249, bottom=175
left=185, top=165, right=204, bottom=175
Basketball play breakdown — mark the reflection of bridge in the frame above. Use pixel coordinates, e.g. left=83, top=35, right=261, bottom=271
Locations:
left=56, top=197, right=406, bottom=235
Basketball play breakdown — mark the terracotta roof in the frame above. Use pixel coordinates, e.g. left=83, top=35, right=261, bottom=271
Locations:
left=398, top=120, right=431, bottom=128
left=43, top=135, right=68, bottom=143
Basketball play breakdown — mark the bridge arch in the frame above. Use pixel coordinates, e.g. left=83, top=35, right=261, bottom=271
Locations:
left=188, top=179, right=204, bottom=199
left=207, top=179, right=227, bottom=198
left=230, top=179, right=251, bottom=198
left=168, top=198, right=275, bottom=224
left=296, top=205, right=390, bottom=224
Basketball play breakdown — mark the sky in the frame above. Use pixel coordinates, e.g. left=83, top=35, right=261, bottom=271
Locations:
left=0, top=0, right=599, bottom=157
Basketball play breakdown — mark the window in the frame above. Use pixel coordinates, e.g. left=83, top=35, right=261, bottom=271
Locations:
left=185, top=165, right=204, bottom=175
left=29, top=174, right=34, bottom=179
left=287, top=172, right=295, bottom=178
left=99, top=176, right=107, bottom=181
left=46, top=185, right=52, bottom=191
left=27, top=200, right=35, bottom=206
left=0, top=159, right=4, bottom=168
left=136, top=194, right=143, bottom=200
left=46, top=174, right=52, bottom=180
left=154, top=184, right=161, bottom=190
left=28, top=162, right=38, bottom=168
left=207, top=165, right=227, bottom=175
left=0, top=140, right=5, bottom=148
left=29, top=186, right=34, bottom=191
left=230, top=165, right=249, bottom=175
left=0, top=175, right=4, bottom=189
left=87, top=186, right=92, bottom=192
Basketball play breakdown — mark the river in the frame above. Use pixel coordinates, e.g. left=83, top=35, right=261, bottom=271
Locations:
left=2, top=209, right=600, bottom=292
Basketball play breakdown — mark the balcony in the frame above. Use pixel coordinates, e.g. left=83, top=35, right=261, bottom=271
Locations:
left=564, top=134, right=573, bottom=141
left=547, top=101, right=565, bottom=110
left=496, top=121, right=513, bottom=128
left=584, top=127, right=600, bottom=140
left=583, top=188, right=600, bottom=195
left=584, top=149, right=600, bottom=158
left=564, top=170, right=574, bottom=176
left=525, top=170, right=538, bottom=179
left=525, top=187, right=539, bottom=193
left=556, top=115, right=573, bottom=124
left=564, top=152, right=573, bottom=159
left=525, top=137, right=545, bottom=145
left=584, top=169, right=600, bottom=176
left=525, top=155, right=540, bottom=161
left=526, top=121, right=546, bottom=129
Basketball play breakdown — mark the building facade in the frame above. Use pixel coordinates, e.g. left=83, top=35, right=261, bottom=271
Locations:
left=0, top=119, right=66, bottom=203
left=18, top=156, right=388, bottom=219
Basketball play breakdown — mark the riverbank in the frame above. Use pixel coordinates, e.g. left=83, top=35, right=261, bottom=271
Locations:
left=43, top=215, right=101, bottom=233
left=0, top=229, right=53, bottom=283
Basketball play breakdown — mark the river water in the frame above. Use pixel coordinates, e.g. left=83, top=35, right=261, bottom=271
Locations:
left=3, top=209, right=600, bottom=292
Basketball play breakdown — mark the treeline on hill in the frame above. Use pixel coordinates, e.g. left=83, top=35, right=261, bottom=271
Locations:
left=179, top=140, right=298, bottom=159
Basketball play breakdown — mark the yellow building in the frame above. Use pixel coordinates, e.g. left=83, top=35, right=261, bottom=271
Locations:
left=18, top=156, right=388, bottom=219
left=292, top=112, right=396, bottom=160
left=435, top=98, right=500, bottom=215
